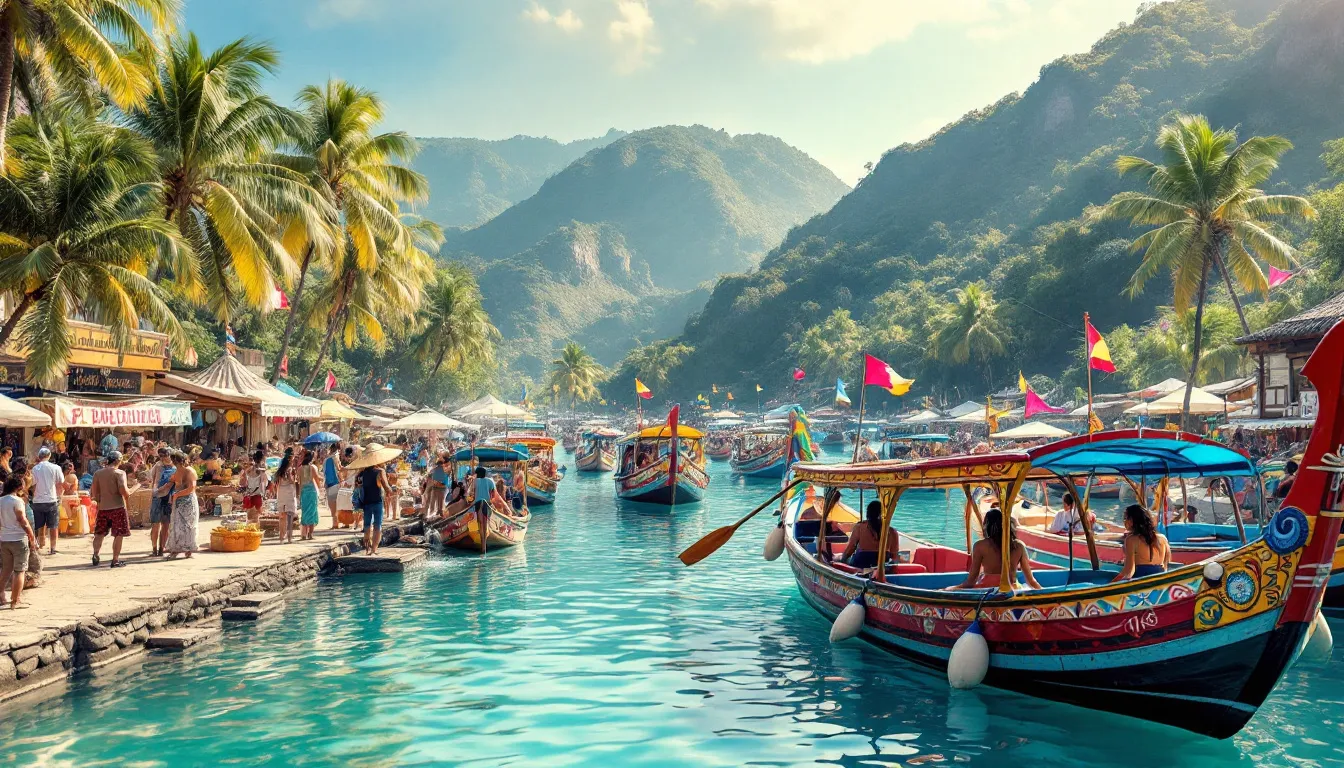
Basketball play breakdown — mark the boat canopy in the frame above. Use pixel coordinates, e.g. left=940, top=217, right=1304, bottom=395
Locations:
left=791, top=430, right=1257, bottom=489
left=505, top=434, right=556, bottom=448
left=451, top=446, right=529, bottom=462
left=622, top=425, right=705, bottom=441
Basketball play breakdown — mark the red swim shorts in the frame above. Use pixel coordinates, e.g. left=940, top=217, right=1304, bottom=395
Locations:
left=242, top=494, right=264, bottom=510
left=95, top=507, right=131, bottom=538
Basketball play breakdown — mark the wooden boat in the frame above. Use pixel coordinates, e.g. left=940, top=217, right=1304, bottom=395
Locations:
left=730, top=426, right=789, bottom=478
left=728, top=327, right=1344, bottom=741
left=615, top=411, right=709, bottom=505
left=705, top=434, right=734, bottom=460
left=1048, top=475, right=1123, bottom=498
left=575, top=427, right=621, bottom=472
left=431, top=446, right=530, bottom=553
left=490, top=434, right=563, bottom=505
left=877, top=431, right=950, bottom=461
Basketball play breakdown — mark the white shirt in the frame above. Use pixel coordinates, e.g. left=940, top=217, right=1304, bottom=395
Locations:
left=1047, top=506, right=1084, bottom=534
left=31, top=459, right=65, bottom=504
left=0, top=495, right=27, bottom=542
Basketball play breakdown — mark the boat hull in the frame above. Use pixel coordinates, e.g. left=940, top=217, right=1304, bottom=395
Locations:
left=615, top=455, right=709, bottom=505
left=434, top=503, right=528, bottom=553
left=575, top=448, right=615, bottom=472
left=731, top=450, right=787, bottom=478
left=525, top=469, right=559, bottom=506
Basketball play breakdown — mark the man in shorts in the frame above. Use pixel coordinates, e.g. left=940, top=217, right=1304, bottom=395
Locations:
left=148, top=447, right=176, bottom=556
left=30, top=447, right=65, bottom=555
left=90, top=452, right=131, bottom=568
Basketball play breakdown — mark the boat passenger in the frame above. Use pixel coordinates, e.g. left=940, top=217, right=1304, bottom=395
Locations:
left=951, top=507, right=1042, bottom=591
left=839, top=501, right=901, bottom=570
left=1274, top=460, right=1298, bottom=500
left=1112, top=504, right=1170, bottom=582
left=1045, top=493, right=1099, bottom=535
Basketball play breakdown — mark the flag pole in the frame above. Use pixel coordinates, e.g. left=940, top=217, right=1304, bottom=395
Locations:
left=1084, top=312, right=1094, bottom=434
left=852, top=352, right=868, bottom=464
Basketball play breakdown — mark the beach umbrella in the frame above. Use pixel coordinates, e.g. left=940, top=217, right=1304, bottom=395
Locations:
left=990, top=422, right=1072, bottom=440
left=385, top=407, right=480, bottom=432
left=303, top=431, right=341, bottom=446
left=344, top=446, right=403, bottom=471
left=1125, top=386, right=1226, bottom=416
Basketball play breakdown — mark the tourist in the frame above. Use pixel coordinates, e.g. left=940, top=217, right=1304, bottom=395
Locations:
left=0, top=475, right=36, bottom=609
left=1274, top=460, right=1298, bottom=500
left=423, top=454, right=449, bottom=519
left=839, top=500, right=901, bottom=569
left=30, top=447, right=64, bottom=556
left=357, top=460, right=392, bottom=556
left=1112, top=504, right=1169, bottom=582
left=297, top=449, right=321, bottom=541
left=951, top=507, right=1042, bottom=591
left=61, top=462, right=78, bottom=497
left=165, top=452, right=199, bottom=559
left=471, top=466, right=495, bottom=512
left=0, top=447, right=12, bottom=475
left=323, top=442, right=344, bottom=529
left=147, top=448, right=176, bottom=556
left=241, top=451, right=268, bottom=525
left=272, top=448, right=298, bottom=544
left=1045, top=493, right=1097, bottom=535
left=448, top=478, right=466, bottom=506
left=385, top=463, right=401, bottom=521
left=100, top=431, right=119, bottom=458
left=90, top=452, right=131, bottom=568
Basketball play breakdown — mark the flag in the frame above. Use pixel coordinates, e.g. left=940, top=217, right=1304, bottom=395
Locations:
left=522, top=382, right=529, bottom=403
left=635, top=379, right=653, bottom=399
left=788, top=406, right=818, bottom=462
left=834, top=378, right=851, bottom=406
left=261, top=280, right=290, bottom=313
left=755, top=384, right=763, bottom=393
left=1018, top=371, right=1028, bottom=393
left=985, top=398, right=1011, bottom=434
left=726, top=391, right=734, bottom=401
left=1086, top=318, right=1116, bottom=373
left=279, top=354, right=288, bottom=377
left=384, top=378, right=394, bottom=392
left=696, top=393, right=708, bottom=404
left=712, top=384, right=719, bottom=394
left=1089, top=411, right=1105, bottom=434
left=793, top=368, right=806, bottom=381
left=862, top=354, right=914, bottom=396
left=1024, top=387, right=1067, bottom=418
left=666, top=405, right=680, bottom=488
left=599, top=398, right=607, bottom=406
left=1269, top=267, right=1294, bottom=288
left=324, top=370, right=337, bottom=393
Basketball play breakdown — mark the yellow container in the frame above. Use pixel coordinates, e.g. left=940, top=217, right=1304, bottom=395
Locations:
left=210, top=528, right=262, bottom=552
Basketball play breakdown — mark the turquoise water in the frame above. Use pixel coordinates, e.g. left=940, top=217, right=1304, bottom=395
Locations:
left=2, top=456, right=1343, bottom=767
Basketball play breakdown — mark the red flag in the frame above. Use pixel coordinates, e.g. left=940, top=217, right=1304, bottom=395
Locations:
left=1268, top=267, right=1294, bottom=288
left=667, top=405, right=680, bottom=489
left=278, top=354, right=288, bottom=377
left=1085, top=319, right=1116, bottom=373
left=862, top=353, right=914, bottom=395
left=1024, top=387, right=1067, bottom=418
left=324, top=370, right=337, bottom=393
left=793, top=368, right=806, bottom=381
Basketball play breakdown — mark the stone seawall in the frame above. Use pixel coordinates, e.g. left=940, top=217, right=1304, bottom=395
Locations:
left=0, top=521, right=422, bottom=705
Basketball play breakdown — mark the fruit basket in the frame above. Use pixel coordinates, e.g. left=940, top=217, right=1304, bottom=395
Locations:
left=210, top=523, right=263, bottom=552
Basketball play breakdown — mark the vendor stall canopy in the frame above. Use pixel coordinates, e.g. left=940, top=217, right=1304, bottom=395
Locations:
left=0, top=392, right=51, bottom=428
left=160, top=355, right=321, bottom=419
left=384, top=407, right=480, bottom=432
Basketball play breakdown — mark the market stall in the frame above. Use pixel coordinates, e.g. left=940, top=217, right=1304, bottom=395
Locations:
left=156, top=354, right=322, bottom=445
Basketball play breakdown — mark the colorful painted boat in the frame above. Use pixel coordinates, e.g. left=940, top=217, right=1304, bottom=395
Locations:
left=432, top=446, right=531, bottom=553
left=489, top=434, right=563, bottom=506
left=1048, top=475, right=1124, bottom=498
left=615, top=409, right=709, bottom=505
left=737, top=329, right=1344, bottom=740
left=730, top=426, right=789, bottom=478
left=705, top=436, right=734, bottom=460
left=575, top=427, right=621, bottom=472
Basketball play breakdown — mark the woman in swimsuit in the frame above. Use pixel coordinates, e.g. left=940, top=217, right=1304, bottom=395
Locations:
left=839, top=500, right=901, bottom=570
left=952, top=507, right=1042, bottom=591
left=1112, top=504, right=1170, bottom=582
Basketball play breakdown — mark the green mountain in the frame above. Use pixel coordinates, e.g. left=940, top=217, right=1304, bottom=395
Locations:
left=450, top=125, right=851, bottom=291
left=449, top=126, right=850, bottom=378
left=636, top=0, right=1344, bottom=402
left=412, top=129, right=626, bottom=228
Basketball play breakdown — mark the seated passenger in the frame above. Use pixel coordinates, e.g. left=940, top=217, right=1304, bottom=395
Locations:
left=951, top=508, right=1042, bottom=591
left=839, top=501, right=901, bottom=570
left=1045, top=493, right=1098, bottom=535
left=1112, top=504, right=1170, bottom=582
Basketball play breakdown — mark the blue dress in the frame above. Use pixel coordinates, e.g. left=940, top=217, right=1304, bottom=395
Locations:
left=299, top=482, right=320, bottom=526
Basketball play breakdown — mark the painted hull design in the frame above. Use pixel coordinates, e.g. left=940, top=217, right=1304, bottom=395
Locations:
left=434, top=502, right=529, bottom=553
left=731, top=447, right=788, bottom=478
left=705, top=443, right=733, bottom=461
left=575, top=447, right=616, bottom=472
left=525, top=469, right=559, bottom=505
left=615, top=454, right=708, bottom=504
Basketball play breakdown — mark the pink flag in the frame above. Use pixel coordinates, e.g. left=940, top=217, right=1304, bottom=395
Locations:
left=1268, top=267, right=1294, bottom=288
left=793, top=368, right=806, bottom=381
left=1024, top=387, right=1067, bottom=418
left=324, top=370, right=338, bottom=393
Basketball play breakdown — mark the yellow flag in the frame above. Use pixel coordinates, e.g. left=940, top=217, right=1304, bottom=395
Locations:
left=756, top=384, right=763, bottom=393
left=712, top=384, right=719, bottom=394
left=1089, top=412, right=1105, bottom=434
left=1018, top=371, right=1028, bottom=393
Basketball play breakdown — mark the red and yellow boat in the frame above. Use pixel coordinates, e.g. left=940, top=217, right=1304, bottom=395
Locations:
left=489, top=434, right=563, bottom=505
left=615, top=407, right=709, bottom=505
left=431, top=446, right=530, bottom=553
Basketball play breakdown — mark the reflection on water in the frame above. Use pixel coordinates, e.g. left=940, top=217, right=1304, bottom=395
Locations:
left=0, top=460, right=1341, bottom=767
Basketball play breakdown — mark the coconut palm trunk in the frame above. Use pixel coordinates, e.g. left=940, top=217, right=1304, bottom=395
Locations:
left=1181, top=255, right=1212, bottom=430
left=0, top=287, right=39, bottom=349
left=270, top=244, right=315, bottom=383
left=0, top=9, right=16, bottom=169
left=301, top=273, right=354, bottom=395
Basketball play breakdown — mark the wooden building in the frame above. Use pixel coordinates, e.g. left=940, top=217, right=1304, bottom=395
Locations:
left=1236, top=290, right=1344, bottom=421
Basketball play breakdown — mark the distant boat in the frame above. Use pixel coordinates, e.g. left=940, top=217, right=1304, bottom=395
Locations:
left=487, top=434, right=563, bottom=505
left=730, top=426, right=789, bottom=478
left=575, top=427, right=621, bottom=472
left=615, top=409, right=708, bottom=505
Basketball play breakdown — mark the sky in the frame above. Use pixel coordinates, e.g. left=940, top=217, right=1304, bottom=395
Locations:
left=184, top=0, right=1153, bottom=182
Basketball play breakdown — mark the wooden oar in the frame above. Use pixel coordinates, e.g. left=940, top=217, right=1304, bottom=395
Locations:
left=679, top=479, right=805, bottom=566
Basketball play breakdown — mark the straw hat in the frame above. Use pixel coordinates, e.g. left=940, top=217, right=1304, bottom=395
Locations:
left=345, top=446, right=403, bottom=471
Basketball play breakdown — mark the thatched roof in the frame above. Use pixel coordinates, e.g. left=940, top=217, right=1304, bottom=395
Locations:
left=1237, top=291, right=1344, bottom=346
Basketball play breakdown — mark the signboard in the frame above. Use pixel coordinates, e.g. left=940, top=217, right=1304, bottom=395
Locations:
left=3, top=320, right=169, bottom=373
left=53, top=398, right=192, bottom=429
left=67, top=366, right=143, bottom=395
left=0, top=362, right=40, bottom=398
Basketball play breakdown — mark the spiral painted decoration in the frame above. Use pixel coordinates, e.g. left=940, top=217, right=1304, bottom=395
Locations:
left=1264, top=506, right=1309, bottom=555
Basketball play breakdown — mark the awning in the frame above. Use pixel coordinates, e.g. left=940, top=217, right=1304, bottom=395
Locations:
left=455, top=394, right=532, bottom=420
left=159, top=355, right=321, bottom=419
left=318, top=399, right=363, bottom=421
left=990, top=422, right=1073, bottom=440
left=1125, top=386, right=1227, bottom=416
left=901, top=409, right=944, bottom=424
left=48, top=397, right=191, bottom=429
left=0, top=393, right=51, bottom=428
left=384, top=407, right=480, bottom=432
left=1225, top=418, right=1315, bottom=431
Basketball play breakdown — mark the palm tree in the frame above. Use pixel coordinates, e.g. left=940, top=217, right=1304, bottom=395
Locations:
left=124, top=33, right=331, bottom=321
left=0, top=113, right=185, bottom=382
left=621, top=341, right=693, bottom=394
left=790, top=308, right=862, bottom=382
left=0, top=0, right=177, bottom=167
left=929, top=282, right=1007, bottom=389
left=549, top=341, right=604, bottom=409
left=1135, top=305, right=1247, bottom=386
left=1092, top=114, right=1314, bottom=426
left=411, top=266, right=499, bottom=386
left=269, top=79, right=426, bottom=382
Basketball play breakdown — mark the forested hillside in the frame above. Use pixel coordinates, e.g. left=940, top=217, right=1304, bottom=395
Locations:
left=614, top=0, right=1344, bottom=406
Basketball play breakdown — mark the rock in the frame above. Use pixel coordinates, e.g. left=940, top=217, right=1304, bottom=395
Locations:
left=0, top=654, right=15, bottom=683
left=113, top=633, right=132, bottom=649
left=168, top=601, right=191, bottom=623
left=10, top=644, right=40, bottom=664
left=15, top=656, right=39, bottom=678
left=96, top=606, right=145, bottom=625
left=129, top=613, right=149, bottom=631
left=0, top=631, right=49, bottom=654
left=147, top=610, right=169, bottom=630
left=131, top=628, right=149, bottom=644
left=79, top=628, right=114, bottom=652
left=59, top=634, right=75, bottom=652
left=37, top=643, right=59, bottom=666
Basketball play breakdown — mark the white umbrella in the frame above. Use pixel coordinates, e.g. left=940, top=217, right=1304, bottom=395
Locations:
left=1125, top=386, right=1226, bottom=416
left=384, top=407, right=480, bottom=432
left=457, top=395, right=533, bottom=420
left=901, top=409, right=943, bottom=424
left=0, top=393, right=51, bottom=428
left=990, top=422, right=1072, bottom=440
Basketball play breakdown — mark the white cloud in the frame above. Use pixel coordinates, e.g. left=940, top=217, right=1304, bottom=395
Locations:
left=609, top=0, right=660, bottom=71
left=695, top=0, right=1052, bottom=64
left=524, top=3, right=584, bottom=32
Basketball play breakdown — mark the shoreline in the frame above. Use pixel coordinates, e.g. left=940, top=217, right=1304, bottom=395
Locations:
left=0, top=517, right=424, bottom=706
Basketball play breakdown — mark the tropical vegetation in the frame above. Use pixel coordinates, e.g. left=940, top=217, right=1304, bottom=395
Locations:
left=547, top=341, right=604, bottom=409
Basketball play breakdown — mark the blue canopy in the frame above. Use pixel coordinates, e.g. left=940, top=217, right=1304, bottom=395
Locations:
left=303, top=431, right=341, bottom=446
left=451, top=446, right=528, bottom=462
left=1028, top=432, right=1257, bottom=479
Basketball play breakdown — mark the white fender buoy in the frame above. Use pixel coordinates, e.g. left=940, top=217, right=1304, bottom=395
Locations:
left=1300, top=611, right=1334, bottom=666
left=763, top=525, right=785, bottom=561
left=830, top=596, right=866, bottom=643
left=947, top=620, right=990, bottom=689
left=1202, top=561, right=1224, bottom=586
